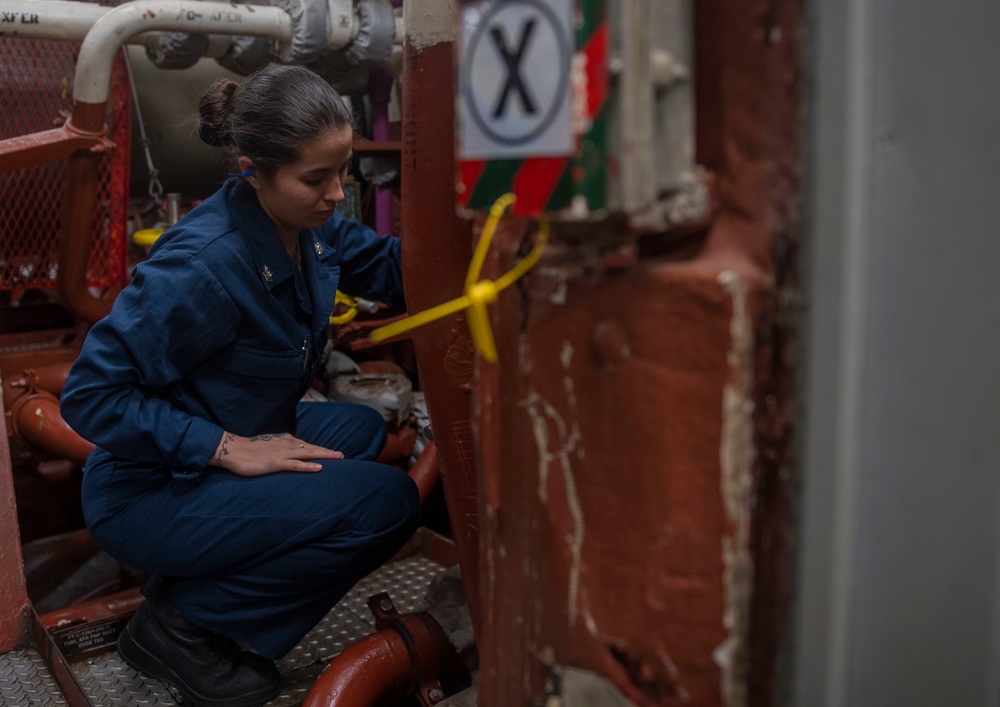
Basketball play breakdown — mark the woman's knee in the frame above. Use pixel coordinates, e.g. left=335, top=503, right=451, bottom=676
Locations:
left=351, top=404, right=388, bottom=460
left=364, top=465, right=422, bottom=541
left=296, top=401, right=388, bottom=460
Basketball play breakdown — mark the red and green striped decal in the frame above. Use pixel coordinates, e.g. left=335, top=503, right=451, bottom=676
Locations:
left=457, top=0, right=608, bottom=218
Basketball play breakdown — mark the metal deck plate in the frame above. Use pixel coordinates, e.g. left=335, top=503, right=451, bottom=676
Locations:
left=69, top=555, right=447, bottom=706
left=0, top=647, right=69, bottom=706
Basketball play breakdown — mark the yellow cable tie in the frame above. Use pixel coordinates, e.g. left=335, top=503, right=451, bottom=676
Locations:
left=330, top=290, right=360, bottom=325
left=368, top=194, right=549, bottom=362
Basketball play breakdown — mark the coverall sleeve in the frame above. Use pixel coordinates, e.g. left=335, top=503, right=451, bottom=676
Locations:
left=328, top=214, right=405, bottom=309
left=61, top=252, right=238, bottom=477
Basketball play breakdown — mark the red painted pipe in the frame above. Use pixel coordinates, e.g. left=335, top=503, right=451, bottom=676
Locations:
left=376, top=425, right=417, bottom=466
left=408, top=441, right=440, bottom=504
left=58, top=101, right=117, bottom=324
left=9, top=391, right=95, bottom=466
left=304, top=628, right=412, bottom=706
left=302, top=611, right=455, bottom=707
left=0, top=360, right=74, bottom=410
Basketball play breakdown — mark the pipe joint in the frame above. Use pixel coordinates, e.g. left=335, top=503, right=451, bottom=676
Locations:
left=302, top=592, right=470, bottom=707
left=8, top=391, right=95, bottom=467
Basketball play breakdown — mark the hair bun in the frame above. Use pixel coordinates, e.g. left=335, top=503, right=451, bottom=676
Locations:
left=197, top=78, right=240, bottom=148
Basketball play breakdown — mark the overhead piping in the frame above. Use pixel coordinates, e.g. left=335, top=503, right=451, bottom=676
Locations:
left=0, top=0, right=159, bottom=45
left=71, top=1, right=294, bottom=105
left=56, top=0, right=294, bottom=323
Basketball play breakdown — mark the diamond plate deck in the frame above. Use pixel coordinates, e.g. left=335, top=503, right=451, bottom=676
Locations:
left=0, top=647, right=69, bottom=706
left=68, top=555, right=447, bottom=707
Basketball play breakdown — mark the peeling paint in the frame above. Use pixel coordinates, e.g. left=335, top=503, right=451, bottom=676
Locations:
left=661, top=653, right=691, bottom=702
left=559, top=341, right=574, bottom=370
left=538, top=266, right=569, bottom=305
left=713, top=270, right=755, bottom=707
left=520, top=341, right=586, bottom=625
left=404, top=0, right=457, bottom=51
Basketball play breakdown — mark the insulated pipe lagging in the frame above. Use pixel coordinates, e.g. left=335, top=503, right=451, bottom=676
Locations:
left=0, top=0, right=379, bottom=62
left=0, top=0, right=291, bottom=54
left=73, top=0, right=294, bottom=105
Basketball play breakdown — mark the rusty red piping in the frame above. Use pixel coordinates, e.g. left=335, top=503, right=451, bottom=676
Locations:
left=302, top=600, right=460, bottom=707
left=407, top=441, right=440, bottom=504
left=59, top=111, right=115, bottom=323
left=8, top=392, right=94, bottom=467
left=302, top=626, right=414, bottom=706
left=1, top=361, right=74, bottom=410
left=376, top=424, right=418, bottom=467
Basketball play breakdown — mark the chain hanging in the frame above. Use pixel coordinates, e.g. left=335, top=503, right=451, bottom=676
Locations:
left=123, top=50, right=164, bottom=204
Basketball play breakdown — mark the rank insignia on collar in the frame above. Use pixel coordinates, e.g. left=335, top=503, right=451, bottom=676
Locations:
left=263, top=265, right=273, bottom=282
left=313, top=242, right=324, bottom=256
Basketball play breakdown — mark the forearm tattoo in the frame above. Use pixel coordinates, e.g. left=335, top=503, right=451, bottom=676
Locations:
left=248, top=433, right=288, bottom=442
left=215, top=431, right=235, bottom=465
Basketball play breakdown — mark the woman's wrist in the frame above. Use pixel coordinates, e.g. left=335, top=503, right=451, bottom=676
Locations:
left=212, top=431, right=236, bottom=467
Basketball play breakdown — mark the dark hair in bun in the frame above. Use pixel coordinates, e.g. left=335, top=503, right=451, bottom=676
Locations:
left=197, top=65, right=354, bottom=178
left=197, top=77, right=239, bottom=148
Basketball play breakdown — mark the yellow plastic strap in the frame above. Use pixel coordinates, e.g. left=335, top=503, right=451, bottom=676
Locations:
left=368, top=194, right=549, bottom=362
left=330, top=291, right=361, bottom=325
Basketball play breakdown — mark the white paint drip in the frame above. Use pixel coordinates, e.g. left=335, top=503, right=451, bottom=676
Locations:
left=520, top=340, right=586, bottom=625
left=713, top=270, right=755, bottom=707
left=662, top=652, right=692, bottom=703
left=538, top=266, right=569, bottom=305
left=560, top=340, right=574, bottom=370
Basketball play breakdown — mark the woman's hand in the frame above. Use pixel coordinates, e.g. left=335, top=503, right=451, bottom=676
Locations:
left=211, top=431, right=343, bottom=477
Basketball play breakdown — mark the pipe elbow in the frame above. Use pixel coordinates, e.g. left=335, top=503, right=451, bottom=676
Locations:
left=303, top=629, right=412, bottom=707
left=9, top=391, right=94, bottom=466
left=303, top=603, right=468, bottom=707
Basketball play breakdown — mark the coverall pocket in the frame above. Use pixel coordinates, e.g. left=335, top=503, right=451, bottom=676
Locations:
left=229, top=344, right=306, bottom=379
left=217, top=345, right=309, bottom=433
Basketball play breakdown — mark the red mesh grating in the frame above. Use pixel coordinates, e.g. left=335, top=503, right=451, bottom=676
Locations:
left=0, top=37, right=131, bottom=294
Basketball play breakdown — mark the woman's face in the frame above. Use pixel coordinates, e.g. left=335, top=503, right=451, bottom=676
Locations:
left=240, top=126, right=353, bottom=241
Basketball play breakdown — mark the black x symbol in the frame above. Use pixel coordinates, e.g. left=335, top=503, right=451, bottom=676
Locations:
left=490, top=18, right=538, bottom=118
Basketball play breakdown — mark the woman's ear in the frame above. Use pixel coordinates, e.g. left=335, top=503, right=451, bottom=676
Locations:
left=237, top=157, right=258, bottom=185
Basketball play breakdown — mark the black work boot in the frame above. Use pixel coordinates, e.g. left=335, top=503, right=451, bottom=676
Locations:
left=118, top=597, right=280, bottom=707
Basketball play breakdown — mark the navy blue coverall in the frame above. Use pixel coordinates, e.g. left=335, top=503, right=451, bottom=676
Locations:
left=61, top=179, right=421, bottom=660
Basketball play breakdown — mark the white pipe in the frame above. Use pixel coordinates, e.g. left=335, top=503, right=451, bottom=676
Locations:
left=2, top=0, right=108, bottom=41
left=75, top=0, right=293, bottom=104
left=0, top=0, right=163, bottom=46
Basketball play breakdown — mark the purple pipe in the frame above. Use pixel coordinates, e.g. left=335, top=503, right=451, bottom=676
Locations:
left=368, top=68, right=394, bottom=236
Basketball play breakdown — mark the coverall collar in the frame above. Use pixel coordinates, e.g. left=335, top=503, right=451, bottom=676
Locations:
left=227, top=179, right=298, bottom=293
